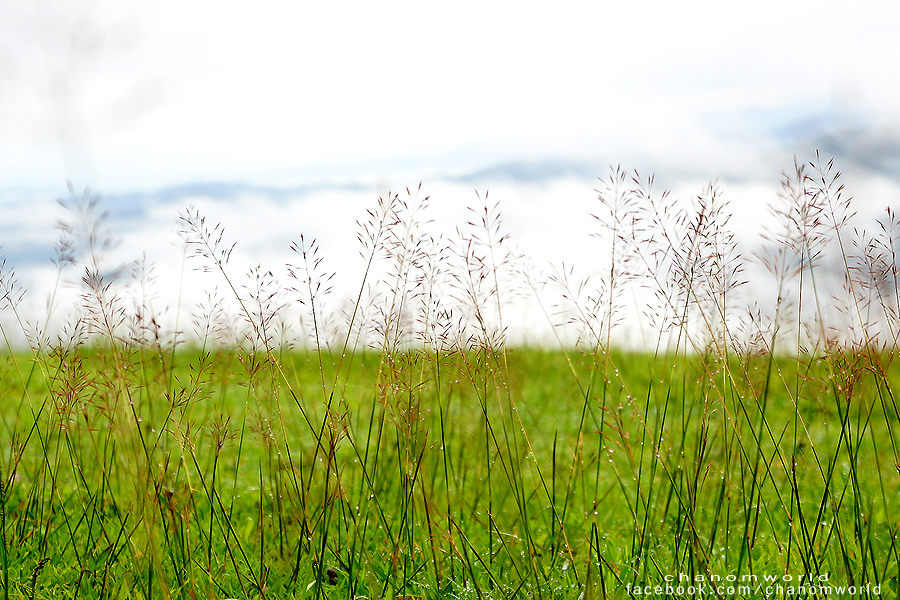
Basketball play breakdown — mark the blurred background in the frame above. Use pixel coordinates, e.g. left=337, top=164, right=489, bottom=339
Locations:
left=1, top=0, right=898, bottom=346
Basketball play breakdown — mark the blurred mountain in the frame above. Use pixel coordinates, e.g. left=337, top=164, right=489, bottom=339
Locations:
left=453, top=159, right=602, bottom=184
left=102, top=180, right=370, bottom=217
left=6, top=121, right=900, bottom=270
left=777, top=115, right=900, bottom=177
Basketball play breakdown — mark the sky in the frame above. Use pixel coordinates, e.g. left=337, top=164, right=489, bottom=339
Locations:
left=1, top=0, right=899, bottom=347
left=1, top=0, right=898, bottom=192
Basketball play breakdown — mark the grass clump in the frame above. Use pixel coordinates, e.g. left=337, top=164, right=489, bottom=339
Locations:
left=0, top=161, right=898, bottom=599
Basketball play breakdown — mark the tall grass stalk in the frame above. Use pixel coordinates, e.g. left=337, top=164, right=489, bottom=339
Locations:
left=0, top=160, right=898, bottom=598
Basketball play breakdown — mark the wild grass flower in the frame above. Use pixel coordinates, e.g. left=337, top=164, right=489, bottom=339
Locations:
left=0, top=156, right=897, bottom=598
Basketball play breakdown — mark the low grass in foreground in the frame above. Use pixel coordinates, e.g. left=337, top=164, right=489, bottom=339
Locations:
left=1, top=160, right=899, bottom=598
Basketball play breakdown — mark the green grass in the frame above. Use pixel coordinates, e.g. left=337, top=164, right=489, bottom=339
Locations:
left=0, top=347, right=897, bottom=598
left=0, top=159, right=899, bottom=598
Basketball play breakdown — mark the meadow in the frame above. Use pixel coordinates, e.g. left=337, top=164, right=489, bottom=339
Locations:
left=0, top=158, right=898, bottom=599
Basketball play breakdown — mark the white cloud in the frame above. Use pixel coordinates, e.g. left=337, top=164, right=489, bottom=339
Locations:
left=1, top=0, right=898, bottom=191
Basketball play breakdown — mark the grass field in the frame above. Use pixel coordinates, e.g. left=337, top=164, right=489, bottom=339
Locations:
left=1, top=160, right=899, bottom=598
